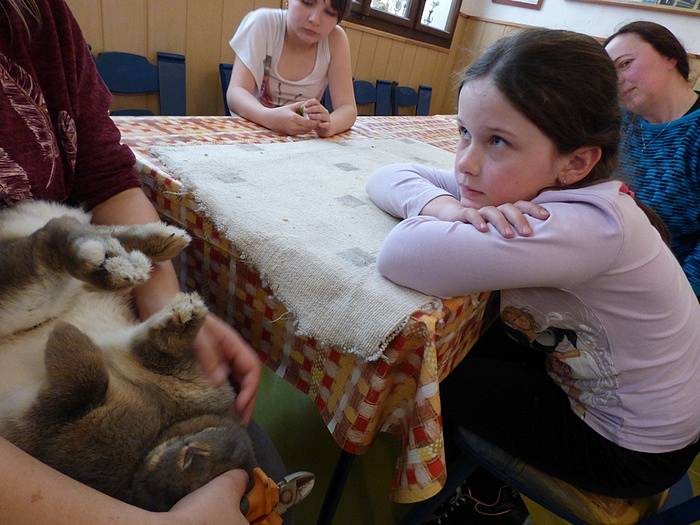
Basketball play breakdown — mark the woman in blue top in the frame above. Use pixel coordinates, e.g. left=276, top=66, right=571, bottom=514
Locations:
left=605, top=22, right=700, bottom=297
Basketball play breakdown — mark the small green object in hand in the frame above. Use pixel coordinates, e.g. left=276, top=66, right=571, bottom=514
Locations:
left=297, top=105, right=306, bottom=117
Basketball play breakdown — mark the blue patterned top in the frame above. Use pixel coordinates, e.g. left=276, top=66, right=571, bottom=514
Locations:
left=618, top=99, right=700, bottom=295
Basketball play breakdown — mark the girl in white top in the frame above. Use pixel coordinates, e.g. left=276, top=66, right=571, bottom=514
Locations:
left=367, top=28, right=700, bottom=522
left=228, top=1, right=357, bottom=137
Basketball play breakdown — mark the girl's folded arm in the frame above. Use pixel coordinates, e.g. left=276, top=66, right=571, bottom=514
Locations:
left=376, top=210, right=618, bottom=298
left=366, top=163, right=458, bottom=218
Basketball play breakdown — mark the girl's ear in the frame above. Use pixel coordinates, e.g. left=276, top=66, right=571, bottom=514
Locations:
left=557, top=146, right=602, bottom=186
left=665, top=56, right=677, bottom=72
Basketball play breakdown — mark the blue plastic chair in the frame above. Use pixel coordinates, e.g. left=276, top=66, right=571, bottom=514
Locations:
left=417, top=85, right=432, bottom=115
left=321, top=86, right=333, bottom=113
left=95, top=51, right=186, bottom=116
left=390, top=83, right=432, bottom=116
left=400, top=427, right=699, bottom=525
left=219, top=63, right=233, bottom=116
left=353, top=79, right=375, bottom=115
left=352, top=79, right=392, bottom=116
left=375, top=79, right=392, bottom=116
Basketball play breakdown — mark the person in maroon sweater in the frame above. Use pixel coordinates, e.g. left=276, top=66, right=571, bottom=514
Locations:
left=0, top=1, right=271, bottom=523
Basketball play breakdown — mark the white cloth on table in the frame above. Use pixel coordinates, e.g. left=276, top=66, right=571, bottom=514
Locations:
left=152, top=138, right=454, bottom=360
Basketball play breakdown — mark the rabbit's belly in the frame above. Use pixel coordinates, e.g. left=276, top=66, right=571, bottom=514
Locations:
left=61, top=291, right=137, bottom=343
left=0, top=323, right=51, bottom=427
left=0, top=293, right=136, bottom=430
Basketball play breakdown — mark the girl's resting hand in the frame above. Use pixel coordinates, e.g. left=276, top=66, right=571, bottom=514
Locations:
left=422, top=195, right=549, bottom=238
left=301, top=98, right=331, bottom=136
left=460, top=201, right=550, bottom=238
left=271, top=102, right=318, bottom=135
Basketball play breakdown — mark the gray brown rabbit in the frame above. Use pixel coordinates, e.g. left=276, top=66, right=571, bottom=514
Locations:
left=0, top=200, right=257, bottom=511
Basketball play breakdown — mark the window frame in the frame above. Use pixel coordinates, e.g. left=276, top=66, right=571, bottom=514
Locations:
left=347, top=0, right=460, bottom=48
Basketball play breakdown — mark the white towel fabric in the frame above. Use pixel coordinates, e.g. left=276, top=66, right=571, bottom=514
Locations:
left=153, top=138, right=454, bottom=361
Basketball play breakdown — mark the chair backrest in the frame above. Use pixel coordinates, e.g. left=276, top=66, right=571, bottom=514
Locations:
left=352, top=79, right=392, bottom=116
left=219, top=63, right=233, bottom=116
left=353, top=79, right=376, bottom=106
left=391, top=83, right=432, bottom=116
left=375, top=79, right=392, bottom=116
left=391, top=84, right=417, bottom=116
left=353, top=79, right=376, bottom=116
left=321, top=86, right=333, bottom=112
left=96, top=51, right=186, bottom=116
left=417, top=85, right=432, bottom=116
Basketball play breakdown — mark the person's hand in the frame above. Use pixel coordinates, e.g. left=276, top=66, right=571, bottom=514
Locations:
left=270, top=102, right=318, bottom=136
left=301, top=98, right=331, bottom=136
left=422, top=196, right=549, bottom=238
left=165, top=469, right=250, bottom=525
left=457, top=201, right=550, bottom=238
left=193, top=313, right=261, bottom=423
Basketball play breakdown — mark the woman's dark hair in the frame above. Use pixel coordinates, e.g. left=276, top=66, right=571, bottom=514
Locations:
left=604, top=21, right=690, bottom=81
left=331, top=0, right=351, bottom=22
left=459, top=28, right=621, bottom=184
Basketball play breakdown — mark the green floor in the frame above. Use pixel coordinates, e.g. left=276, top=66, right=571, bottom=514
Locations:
left=254, top=367, right=700, bottom=525
left=253, top=366, right=405, bottom=524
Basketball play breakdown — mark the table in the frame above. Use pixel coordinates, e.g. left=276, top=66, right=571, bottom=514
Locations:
left=115, top=115, right=491, bottom=507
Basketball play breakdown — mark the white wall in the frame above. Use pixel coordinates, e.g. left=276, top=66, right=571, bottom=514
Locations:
left=460, top=0, right=700, bottom=53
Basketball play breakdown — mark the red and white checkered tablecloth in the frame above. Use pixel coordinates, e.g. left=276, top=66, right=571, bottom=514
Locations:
left=114, top=115, right=490, bottom=503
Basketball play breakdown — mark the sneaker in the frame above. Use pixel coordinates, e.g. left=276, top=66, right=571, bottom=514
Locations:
left=424, top=483, right=531, bottom=525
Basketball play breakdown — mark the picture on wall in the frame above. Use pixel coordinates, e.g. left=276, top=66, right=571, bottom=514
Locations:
left=571, top=0, right=700, bottom=15
left=491, top=0, right=544, bottom=9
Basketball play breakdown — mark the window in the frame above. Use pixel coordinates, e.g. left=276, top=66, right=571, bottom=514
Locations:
left=348, top=0, right=460, bottom=48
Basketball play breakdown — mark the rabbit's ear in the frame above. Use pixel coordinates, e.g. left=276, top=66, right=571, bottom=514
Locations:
left=42, top=322, right=108, bottom=421
left=181, top=443, right=212, bottom=471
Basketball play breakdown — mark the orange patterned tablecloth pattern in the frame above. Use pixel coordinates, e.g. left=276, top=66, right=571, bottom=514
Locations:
left=115, top=115, right=490, bottom=503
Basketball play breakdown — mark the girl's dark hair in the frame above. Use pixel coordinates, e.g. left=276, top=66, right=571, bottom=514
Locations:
left=331, top=0, right=351, bottom=22
left=459, top=28, right=621, bottom=184
left=459, top=28, right=671, bottom=242
left=604, top=21, right=690, bottom=81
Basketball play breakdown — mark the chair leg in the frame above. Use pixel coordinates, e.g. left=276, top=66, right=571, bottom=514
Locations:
left=398, top=453, right=478, bottom=525
left=315, top=450, right=355, bottom=525
left=640, top=474, right=697, bottom=525
left=456, top=428, right=586, bottom=525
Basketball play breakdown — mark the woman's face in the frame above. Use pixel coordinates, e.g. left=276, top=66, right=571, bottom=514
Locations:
left=605, top=33, right=677, bottom=117
left=454, top=78, right=566, bottom=209
left=287, top=0, right=339, bottom=45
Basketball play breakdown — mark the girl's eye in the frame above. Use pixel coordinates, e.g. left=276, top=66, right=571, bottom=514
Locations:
left=326, top=9, right=338, bottom=17
left=458, top=126, right=470, bottom=141
left=490, top=135, right=507, bottom=147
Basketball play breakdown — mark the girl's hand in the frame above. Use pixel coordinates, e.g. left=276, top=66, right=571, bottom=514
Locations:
left=459, top=201, right=549, bottom=238
left=421, top=196, right=549, bottom=238
left=271, top=103, right=318, bottom=136
left=301, top=98, right=331, bottom=136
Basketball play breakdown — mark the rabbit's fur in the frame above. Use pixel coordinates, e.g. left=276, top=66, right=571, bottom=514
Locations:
left=0, top=200, right=256, bottom=511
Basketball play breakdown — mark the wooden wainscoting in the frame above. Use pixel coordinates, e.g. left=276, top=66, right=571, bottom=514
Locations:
left=66, top=0, right=282, bottom=116
left=66, top=0, right=469, bottom=116
left=64, top=2, right=700, bottom=117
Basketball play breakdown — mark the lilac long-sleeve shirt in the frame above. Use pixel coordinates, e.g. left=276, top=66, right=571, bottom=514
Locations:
left=367, top=163, right=700, bottom=453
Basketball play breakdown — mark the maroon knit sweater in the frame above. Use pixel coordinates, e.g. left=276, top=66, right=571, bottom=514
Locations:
left=0, top=0, right=140, bottom=209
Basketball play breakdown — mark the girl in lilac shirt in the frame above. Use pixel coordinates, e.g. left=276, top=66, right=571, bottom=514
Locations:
left=367, top=28, right=700, bottom=524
